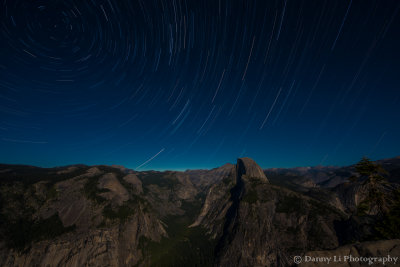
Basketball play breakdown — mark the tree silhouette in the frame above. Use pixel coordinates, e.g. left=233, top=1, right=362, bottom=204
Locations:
left=351, top=157, right=388, bottom=215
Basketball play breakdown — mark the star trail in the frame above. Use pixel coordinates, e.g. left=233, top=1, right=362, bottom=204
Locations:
left=0, top=0, right=399, bottom=170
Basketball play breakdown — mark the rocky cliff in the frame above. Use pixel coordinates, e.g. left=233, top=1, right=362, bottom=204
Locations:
left=194, top=158, right=344, bottom=266
left=0, top=157, right=399, bottom=266
left=0, top=165, right=166, bottom=267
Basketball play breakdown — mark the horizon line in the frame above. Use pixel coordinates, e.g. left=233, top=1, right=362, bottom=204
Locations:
left=1, top=155, right=398, bottom=172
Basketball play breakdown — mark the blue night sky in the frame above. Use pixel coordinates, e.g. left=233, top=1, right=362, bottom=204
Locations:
left=0, top=0, right=399, bottom=170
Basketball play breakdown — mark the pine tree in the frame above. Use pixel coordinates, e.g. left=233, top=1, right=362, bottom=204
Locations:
left=351, top=157, right=388, bottom=215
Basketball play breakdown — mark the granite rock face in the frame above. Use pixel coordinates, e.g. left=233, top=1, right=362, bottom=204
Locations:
left=98, top=173, right=130, bottom=205
left=194, top=158, right=342, bottom=266
left=236, top=157, right=268, bottom=182
left=0, top=165, right=166, bottom=267
left=0, top=157, right=399, bottom=267
left=122, top=173, right=143, bottom=194
left=0, top=216, right=166, bottom=267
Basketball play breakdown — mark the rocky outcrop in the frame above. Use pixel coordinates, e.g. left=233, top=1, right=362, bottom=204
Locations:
left=0, top=211, right=167, bottom=267
left=122, top=173, right=143, bottom=194
left=0, top=230, right=122, bottom=267
left=213, top=183, right=342, bottom=267
left=85, top=167, right=103, bottom=177
left=98, top=173, right=130, bottom=205
left=293, top=177, right=317, bottom=188
left=193, top=158, right=343, bottom=266
left=0, top=165, right=167, bottom=267
left=173, top=172, right=198, bottom=200
left=49, top=177, right=102, bottom=229
left=1, top=157, right=399, bottom=267
left=189, top=179, right=232, bottom=231
left=186, top=163, right=235, bottom=189
left=237, top=157, right=268, bottom=182
left=189, top=162, right=236, bottom=234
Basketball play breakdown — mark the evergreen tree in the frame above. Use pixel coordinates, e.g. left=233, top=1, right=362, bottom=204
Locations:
left=351, top=157, right=388, bottom=215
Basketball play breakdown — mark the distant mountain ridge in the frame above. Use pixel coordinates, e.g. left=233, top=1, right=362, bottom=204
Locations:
left=265, top=156, right=400, bottom=188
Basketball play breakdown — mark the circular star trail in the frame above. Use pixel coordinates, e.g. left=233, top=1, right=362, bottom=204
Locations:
left=1, top=0, right=400, bottom=170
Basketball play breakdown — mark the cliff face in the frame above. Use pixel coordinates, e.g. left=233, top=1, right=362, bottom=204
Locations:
left=0, top=165, right=166, bottom=267
left=194, top=158, right=343, bottom=266
left=0, top=216, right=164, bottom=267
left=236, top=157, right=268, bottom=182
left=0, top=157, right=399, bottom=267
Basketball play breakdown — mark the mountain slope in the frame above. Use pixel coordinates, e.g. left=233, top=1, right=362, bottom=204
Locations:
left=0, top=157, right=399, bottom=266
left=194, top=158, right=345, bottom=266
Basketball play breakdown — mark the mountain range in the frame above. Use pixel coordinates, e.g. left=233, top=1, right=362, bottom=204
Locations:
left=0, top=157, right=399, bottom=266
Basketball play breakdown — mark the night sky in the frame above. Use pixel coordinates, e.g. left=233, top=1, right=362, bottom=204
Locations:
left=1, top=0, right=399, bottom=170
